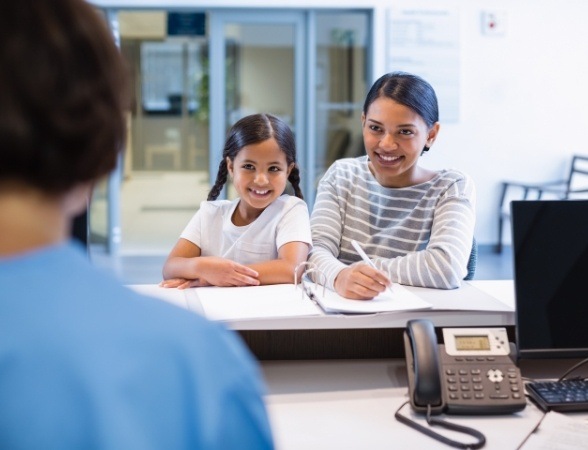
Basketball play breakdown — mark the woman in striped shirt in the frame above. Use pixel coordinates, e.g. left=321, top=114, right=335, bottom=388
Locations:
left=309, top=71, right=476, bottom=299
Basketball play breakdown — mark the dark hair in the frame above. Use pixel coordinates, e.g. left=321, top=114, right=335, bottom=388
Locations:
left=0, top=0, right=129, bottom=194
left=363, top=71, right=439, bottom=129
left=208, top=113, right=303, bottom=200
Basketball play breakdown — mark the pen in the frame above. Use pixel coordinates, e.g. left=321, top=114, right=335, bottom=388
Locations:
left=350, top=240, right=394, bottom=296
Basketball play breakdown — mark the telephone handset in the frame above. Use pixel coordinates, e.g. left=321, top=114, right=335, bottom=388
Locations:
left=404, top=318, right=444, bottom=413
left=404, top=319, right=527, bottom=415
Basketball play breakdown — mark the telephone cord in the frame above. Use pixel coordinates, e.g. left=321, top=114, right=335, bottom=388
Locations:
left=394, top=401, right=486, bottom=449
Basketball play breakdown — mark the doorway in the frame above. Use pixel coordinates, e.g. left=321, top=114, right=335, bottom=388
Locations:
left=93, top=7, right=371, bottom=256
left=208, top=11, right=305, bottom=200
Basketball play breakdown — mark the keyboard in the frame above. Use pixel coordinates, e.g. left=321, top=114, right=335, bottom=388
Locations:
left=526, top=379, right=588, bottom=412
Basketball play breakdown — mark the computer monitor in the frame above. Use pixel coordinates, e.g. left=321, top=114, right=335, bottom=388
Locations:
left=511, top=199, right=588, bottom=359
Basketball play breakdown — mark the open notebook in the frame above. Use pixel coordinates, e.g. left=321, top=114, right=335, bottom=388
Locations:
left=129, top=266, right=431, bottom=322
left=196, top=266, right=431, bottom=321
left=308, top=282, right=431, bottom=314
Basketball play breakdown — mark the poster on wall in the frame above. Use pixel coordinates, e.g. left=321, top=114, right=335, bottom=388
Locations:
left=386, top=7, right=460, bottom=123
left=141, top=41, right=200, bottom=114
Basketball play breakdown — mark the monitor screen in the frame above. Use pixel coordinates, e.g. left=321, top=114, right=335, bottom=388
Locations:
left=511, top=200, right=588, bottom=359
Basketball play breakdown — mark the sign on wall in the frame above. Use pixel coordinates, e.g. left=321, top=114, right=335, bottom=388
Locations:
left=386, top=7, right=460, bottom=123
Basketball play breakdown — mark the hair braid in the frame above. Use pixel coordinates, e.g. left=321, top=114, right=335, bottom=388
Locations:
left=207, top=160, right=229, bottom=200
left=288, top=165, right=304, bottom=200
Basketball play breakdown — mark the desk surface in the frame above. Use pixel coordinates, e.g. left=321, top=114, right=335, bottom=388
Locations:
left=133, top=281, right=588, bottom=447
left=131, top=280, right=517, bottom=360
left=131, top=280, right=516, bottom=330
left=224, top=280, right=514, bottom=330
left=262, top=358, right=588, bottom=450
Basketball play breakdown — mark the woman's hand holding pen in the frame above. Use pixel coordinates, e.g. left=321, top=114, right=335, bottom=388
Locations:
left=333, top=263, right=392, bottom=300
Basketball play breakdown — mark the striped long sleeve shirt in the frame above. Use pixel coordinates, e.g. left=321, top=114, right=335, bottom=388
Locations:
left=308, top=156, right=476, bottom=290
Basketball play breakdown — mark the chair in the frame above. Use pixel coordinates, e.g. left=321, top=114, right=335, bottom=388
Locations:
left=145, top=128, right=182, bottom=170
left=496, top=154, right=588, bottom=253
left=464, top=237, right=477, bottom=280
left=71, top=199, right=90, bottom=257
left=325, top=128, right=351, bottom=165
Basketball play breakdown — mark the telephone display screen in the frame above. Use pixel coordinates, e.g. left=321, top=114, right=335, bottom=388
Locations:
left=454, top=335, right=491, bottom=351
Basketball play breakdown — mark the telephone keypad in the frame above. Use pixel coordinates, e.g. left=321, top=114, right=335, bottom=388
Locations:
left=441, top=354, right=525, bottom=412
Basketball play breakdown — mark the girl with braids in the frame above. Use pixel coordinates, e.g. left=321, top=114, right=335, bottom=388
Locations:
left=161, top=113, right=312, bottom=288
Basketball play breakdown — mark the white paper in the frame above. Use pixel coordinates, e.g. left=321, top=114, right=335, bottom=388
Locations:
left=386, top=6, right=460, bottom=122
left=128, top=284, right=189, bottom=310
left=196, top=284, right=322, bottom=321
left=468, top=279, right=515, bottom=309
left=520, top=411, right=588, bottom=449
left=314, top=283, right=432, bottom=314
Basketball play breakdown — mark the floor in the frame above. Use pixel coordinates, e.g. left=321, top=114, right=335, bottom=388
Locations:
left=90, top=244, right=514, bottom=285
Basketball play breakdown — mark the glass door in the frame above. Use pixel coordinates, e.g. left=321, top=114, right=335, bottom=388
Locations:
left=208, top=11, right=306, bottom=199
left=94, top=10, right=211, bottom=256
left=94, top=7, right=371, bottom=256
left=312, top=11, right=371, bottom=204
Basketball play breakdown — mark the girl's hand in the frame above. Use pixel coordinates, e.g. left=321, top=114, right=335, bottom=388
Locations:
left=159, top=278, right=211, bottom=289
left=333, top=263, right=391, bottom=300
left=197, top=257, right=260, bottom=287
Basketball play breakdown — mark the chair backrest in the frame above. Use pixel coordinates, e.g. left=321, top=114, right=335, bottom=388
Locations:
left=71, top=197, right=90, bottom=256
left=565, top=154, right=588, bottom=198
left=464, top=237, right=477, bottom=281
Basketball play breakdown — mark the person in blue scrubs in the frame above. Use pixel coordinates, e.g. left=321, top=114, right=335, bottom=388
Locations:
left=0, top=1, right=274, bottom=449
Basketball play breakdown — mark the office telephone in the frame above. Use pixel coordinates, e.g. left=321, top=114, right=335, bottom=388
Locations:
left=403, top=319, right=527, bottom=415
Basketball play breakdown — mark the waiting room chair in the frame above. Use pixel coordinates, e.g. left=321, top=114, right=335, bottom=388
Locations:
left=71, top=204, right=90, bottom=257
left=464, top=237, right=477, bottom=281
left=496, top=154, right=588, bottom=253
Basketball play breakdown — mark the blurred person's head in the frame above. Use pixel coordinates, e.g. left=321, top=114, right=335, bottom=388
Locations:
left=0, top=0, right=129, bottom=196
left=0, top=0, right=129, bottom=250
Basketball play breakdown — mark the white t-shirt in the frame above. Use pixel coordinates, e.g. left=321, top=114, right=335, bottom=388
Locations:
left=180, top=195, right=312, bottom=265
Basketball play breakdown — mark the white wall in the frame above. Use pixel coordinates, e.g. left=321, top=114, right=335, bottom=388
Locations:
left=420, top=0, right=588, bottom=247
left=377, top=0, right=588, bottom=247
left=96, top=0, right=588, bottom=247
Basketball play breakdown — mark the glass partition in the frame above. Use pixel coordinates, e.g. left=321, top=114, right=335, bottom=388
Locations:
left=93, top=8, right=371, bottom=255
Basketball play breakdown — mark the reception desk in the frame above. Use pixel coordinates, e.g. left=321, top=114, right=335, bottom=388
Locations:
left=132, top=281, right=588, bottom=449
left=131, top=280, right=515, bottom=359
left=261, top=357, right=588, bottom=450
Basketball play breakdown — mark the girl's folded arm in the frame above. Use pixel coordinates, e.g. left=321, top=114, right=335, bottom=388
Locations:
left=247, top=241, right=310, bottom=285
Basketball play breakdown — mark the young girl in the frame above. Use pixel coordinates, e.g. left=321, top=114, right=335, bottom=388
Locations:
left=161, top=113, right=312, bottom=288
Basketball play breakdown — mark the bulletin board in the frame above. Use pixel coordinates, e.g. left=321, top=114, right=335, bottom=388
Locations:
left=386, top=6, right=460, bottom=123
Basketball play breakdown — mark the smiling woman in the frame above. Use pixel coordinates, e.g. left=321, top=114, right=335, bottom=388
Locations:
left=308, top=71, right=476, bottom=298
left=362, top=96, right=440, bottom=188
